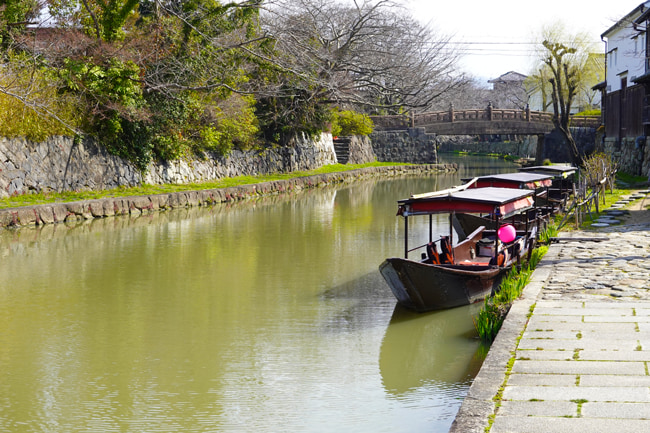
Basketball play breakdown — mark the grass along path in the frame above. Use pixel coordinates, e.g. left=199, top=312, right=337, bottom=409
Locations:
left=0, top=162, right=414, bottom=210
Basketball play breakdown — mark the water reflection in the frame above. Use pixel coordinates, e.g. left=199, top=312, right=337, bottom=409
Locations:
left=380, top=304, right=484, bottom=395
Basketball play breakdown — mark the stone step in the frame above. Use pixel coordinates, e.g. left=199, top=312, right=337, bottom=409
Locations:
left=333, top=137, right=351, bottom=164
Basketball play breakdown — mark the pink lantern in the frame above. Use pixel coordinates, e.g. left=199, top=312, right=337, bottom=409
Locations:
left=497, top=224, right=516, bottom=243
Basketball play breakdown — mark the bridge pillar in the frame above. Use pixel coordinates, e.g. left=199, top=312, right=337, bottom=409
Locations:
left=535, top=133, right=545, bottom=165
left=487, top=102, right=493, bottom=121
left=449, top=103, right=454, bottom=123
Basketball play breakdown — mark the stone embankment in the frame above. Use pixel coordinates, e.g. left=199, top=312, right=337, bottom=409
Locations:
left=0, top=164, right=455, bottom=229
left=0, top=133, right=343, bottom=198
left=450, top=191, right=650, bottom=433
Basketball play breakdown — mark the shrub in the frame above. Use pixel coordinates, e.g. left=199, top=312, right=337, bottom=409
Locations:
left=574, top=109, right=601, bottom=116
left=330, top=109, right=374, bottom=137
left=198, top=94, right=259, bottom=156
left=0, top=53, right=81, bottom=140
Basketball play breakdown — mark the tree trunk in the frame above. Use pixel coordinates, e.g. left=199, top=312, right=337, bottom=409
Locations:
left=558, top=125, right=583, bottom=166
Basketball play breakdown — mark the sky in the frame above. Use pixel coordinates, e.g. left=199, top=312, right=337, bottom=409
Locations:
left=401, top=0, right=648, bottom=84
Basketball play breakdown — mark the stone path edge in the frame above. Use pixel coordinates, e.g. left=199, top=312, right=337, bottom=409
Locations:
left=0, top=163, right=455, bottom=229
left=448, top=240, right=562, bottom=433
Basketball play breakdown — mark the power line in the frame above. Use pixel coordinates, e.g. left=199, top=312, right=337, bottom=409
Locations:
left=446, top=41, right=539, bottom=45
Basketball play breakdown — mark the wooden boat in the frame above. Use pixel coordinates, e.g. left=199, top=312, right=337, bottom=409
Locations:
left=519, top=164, right=577, bottom=179
left=462, top=172, right=554, bottom=190
left=519, top=164, right=577, bottom=208
left=454, top=172, right=554, bottom=238
left=379, top=186, right=536, bottom=312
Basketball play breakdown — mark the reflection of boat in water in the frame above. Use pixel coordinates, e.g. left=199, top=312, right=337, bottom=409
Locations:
left=379, top=304, right=485, bottom=395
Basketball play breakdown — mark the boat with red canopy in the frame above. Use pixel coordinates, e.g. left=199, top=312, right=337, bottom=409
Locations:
left=519, top=164, right=577, bottom=207
left=455, top=172, right=554, bottom=236
left=379, top=185, right=536, bottom=312
left=462, top=172, right=554, bottom=190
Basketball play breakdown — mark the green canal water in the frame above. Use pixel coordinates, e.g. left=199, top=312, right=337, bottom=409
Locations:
left=0, top=155, right=518, bottom=432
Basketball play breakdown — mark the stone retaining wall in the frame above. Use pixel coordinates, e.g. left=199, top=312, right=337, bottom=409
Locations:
left=540, top=127, right=597, bottom=163
left=347, top=135, right=376, bottom=164
left=600, top=136, right=650, bottom=178
left=0, top=133, right=338, bottom=198
left=370, top=128, right=438, bottom=163
left=0, top=164, right=456, bottom=229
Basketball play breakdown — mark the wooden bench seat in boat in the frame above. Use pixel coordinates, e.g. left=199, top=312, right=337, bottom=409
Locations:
left=453, top=225, right=486, bottom=263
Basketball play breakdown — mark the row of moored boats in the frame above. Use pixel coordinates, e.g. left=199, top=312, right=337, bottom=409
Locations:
left=379, top=165, right=576, bottom=312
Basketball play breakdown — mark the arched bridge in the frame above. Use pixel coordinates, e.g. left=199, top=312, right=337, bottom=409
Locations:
left=370, top=105, right=600, bottom=135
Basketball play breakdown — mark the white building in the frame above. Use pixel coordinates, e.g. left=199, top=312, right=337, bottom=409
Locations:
left=602, top=1, right=650, bottom=93
left=600, top=1, right=650, bottom=142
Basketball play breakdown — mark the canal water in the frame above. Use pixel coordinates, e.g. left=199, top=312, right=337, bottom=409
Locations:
left=0, top=155, right=517, bottom=433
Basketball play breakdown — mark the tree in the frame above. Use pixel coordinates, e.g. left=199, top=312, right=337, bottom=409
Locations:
left=524, top=67, right=554, bottom=112
left=543, top=39, right=582, bottom=165
left=0, top=0, right=42, bottom=48
left=532, top=24, right=602, bottom=166
left=260, top=0, right=466, bottom=113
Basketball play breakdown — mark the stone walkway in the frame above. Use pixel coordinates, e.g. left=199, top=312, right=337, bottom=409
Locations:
left=450, top=192, right=650, bottom=433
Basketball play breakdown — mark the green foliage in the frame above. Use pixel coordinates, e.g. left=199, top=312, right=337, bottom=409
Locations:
left=59, top=58, right=143, bottom=109
left=574, top=109, right=601, bottom=116
left=256, top=87, right=331, bottom=144
left=330, top=109, right=374, bottom=137
left=616, top=171, right=647, bottom=185
left=474, top=247, right=548, bottom=344
left=0, top=0, right=384, bottom=168
left=198, top=94, right=259, bottom=155
left=0, top=0, right=40, bottom=47
left=0, top=53, right=81, bottom=139
left=538, top=223, right=558, bottom=245
left=48, top=0, right=140, bottom=41
left=474, top=298, right=507, bottom=343
left=58, top=57, right=152, bottom=168
left=98, top=0, right=140, bottom=41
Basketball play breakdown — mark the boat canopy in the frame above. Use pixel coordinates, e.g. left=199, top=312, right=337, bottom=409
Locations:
left=461, top=172, right=553, bottom=190
left=398, top=187, right=534, bottom=218
left=519, top=165, right=577, bottom=179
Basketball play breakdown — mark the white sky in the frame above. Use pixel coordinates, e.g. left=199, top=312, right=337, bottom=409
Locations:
left=401, top=0, right=647, bottom=83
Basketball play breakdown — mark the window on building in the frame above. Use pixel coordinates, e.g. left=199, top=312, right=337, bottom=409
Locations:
left=608, top=48, right=619, bottom=67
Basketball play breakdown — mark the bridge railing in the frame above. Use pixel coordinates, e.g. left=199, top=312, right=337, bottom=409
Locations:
left=370, top=106, right=601, bottom=130
left=569, top=115, right=601, bottom=128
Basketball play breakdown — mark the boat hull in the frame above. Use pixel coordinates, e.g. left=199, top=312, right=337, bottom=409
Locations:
left=379, top=258, right=508, bottom=312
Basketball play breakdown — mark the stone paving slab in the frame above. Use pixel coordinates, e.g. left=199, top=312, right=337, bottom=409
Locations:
left=523, top=320, right=637, bottom=333
left=582, top=402, right=650, bottom=419
left=491, top=417, right=650, bottom=433
left=497, top=400, right=577, bottom=417
left=506, top=373, right=577, bottom=387
left=579, top=374, right=650, bottom=386
left=516, top=350, right=577, bottom=361
left=532, top=307, right=638, bottom=316
left=579, top=350, right=650, bottom=361
left=502, top=385, right=650, bottom=402
left=517, top=337, right=639, bottom=351
left=522, top=329, right=642, bottom=339
left=510, top=359, right=646, bottom=375
left=449, top=218, right=650, bottom=433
